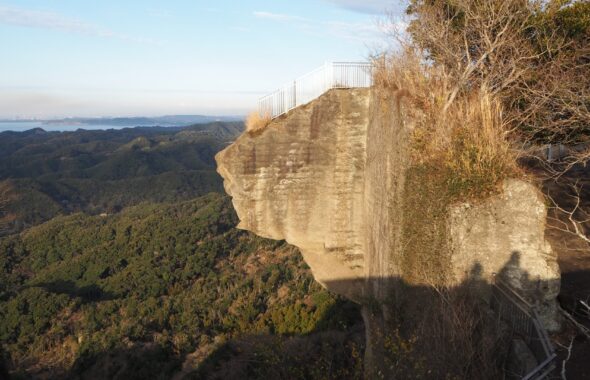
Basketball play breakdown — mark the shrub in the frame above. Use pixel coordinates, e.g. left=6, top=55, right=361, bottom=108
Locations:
left=405, top=0, right=590, bottom=146
left=371, top=19, right=520, bottom=378
left=374, top=49, right=517, bottom=200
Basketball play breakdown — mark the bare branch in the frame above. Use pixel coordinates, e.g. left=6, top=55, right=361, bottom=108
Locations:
left=547, top=183, right=590, bottom=248
left=557, top=336, right=574, bottom=380
left=560, top=307, right=590, bottom=340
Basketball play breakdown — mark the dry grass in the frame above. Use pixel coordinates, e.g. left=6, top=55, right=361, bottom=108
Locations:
left=413, top=288, right=507, bottom=379
left=370, top=47, right=515, bottom=378
left=376, top=50, right=519, bottom=285
left=444, top=92, right=517, bottom=197
left=373, top=48, right=518, bottom=199
left=245, top=111, right=272, bottom=133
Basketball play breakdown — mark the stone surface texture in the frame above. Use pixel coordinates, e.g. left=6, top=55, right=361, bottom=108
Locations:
left=449, top=179, right=560, bottom=330
left=215, top=88, right=560, bottom=329
left=217, top=89, right=370, bottom=300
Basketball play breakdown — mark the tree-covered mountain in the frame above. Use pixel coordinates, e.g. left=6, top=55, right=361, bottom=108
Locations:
left=0, top=194, right=361, bottom=379
left=0, top=125, right=363, bottom=379
left=0, top=123, right=243, bottom=233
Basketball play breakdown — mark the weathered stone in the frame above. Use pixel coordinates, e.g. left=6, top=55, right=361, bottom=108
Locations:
left=449, top=179, right=561, bottom=330
left=217, top=89, right=370, bottom=301
left=216, top=88, right=560, bottom=330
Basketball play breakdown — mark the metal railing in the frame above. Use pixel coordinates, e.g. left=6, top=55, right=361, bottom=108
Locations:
left=258, top=62, right=373, bottom=119
left=491, top=276, right=556, bottom=379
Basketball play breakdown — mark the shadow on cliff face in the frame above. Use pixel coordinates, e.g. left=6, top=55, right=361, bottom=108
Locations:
left=61, top=300, right=365, bottom=380
left=349, top=254, right=552, bottom=380
left=65, top=344, right=182, bottom=380
left=185, top=254, right=571, bottom=380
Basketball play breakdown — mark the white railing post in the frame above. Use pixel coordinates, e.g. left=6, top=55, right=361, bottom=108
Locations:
left=330, top=61, right=334, bottom=90
left=326, top=63, right=329, bottom=91
left=259, top=61, right=372, bottom=119
left=293, top=80, right=297, bottom=109
left=283, top=86, right=288, bottom=115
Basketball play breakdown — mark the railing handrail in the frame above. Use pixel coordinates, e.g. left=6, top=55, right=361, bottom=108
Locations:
left=492, top=275, right=556, bottom=379
left=258, top=61, right=373, bottom=119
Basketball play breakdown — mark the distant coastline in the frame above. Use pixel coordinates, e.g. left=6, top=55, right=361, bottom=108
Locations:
left=0, top=121, right=131, bottom=133
left=0, top=115, right=244, bottom=132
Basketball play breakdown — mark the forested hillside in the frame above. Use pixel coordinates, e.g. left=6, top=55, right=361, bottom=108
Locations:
left=0, top=123, right=242, bottom=232
left=0, top=125, right=362, bottom=379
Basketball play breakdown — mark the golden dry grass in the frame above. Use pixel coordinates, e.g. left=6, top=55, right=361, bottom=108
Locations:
left=373, top=48, right=517, bottom=199
left=373, top=48, right=520, bottom=289
left=245, top=111, right=272, bottom=133
left=372, top=52, right=513, bottom=377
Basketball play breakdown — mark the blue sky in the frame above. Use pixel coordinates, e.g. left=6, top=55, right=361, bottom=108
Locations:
left=0, top=1, right=404, bottom=118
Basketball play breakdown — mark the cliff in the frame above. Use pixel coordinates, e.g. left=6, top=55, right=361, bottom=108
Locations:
left=216, top=88, right=561, bottom=375
left=217, top=89, right=370, bottom=301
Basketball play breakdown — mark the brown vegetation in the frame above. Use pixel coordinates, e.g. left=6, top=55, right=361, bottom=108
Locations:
left=367, top=1, right=590, bottom=377
left=406, top=0, right=590, bottom=146
left=373, top=49, right=517, bottom=200
left=374, top=1, right=590, bottom=282
left=369, top=44, right=513, bottom=380
left=402, top=0, right=590, bottom=249
left=245, top=111, right=272, bottom=133
left=372, top=47, right=518, bottom=295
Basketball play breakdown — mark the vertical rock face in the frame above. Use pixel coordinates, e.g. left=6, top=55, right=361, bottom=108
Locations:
left=215, top=89, right=560, bottom=328
left=449, top=179, right=561, bottom=330
left=216, top=89, right=370, bottom=300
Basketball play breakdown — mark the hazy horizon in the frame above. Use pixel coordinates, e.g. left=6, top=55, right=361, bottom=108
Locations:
left=0, top=113, right=246, bottom=122
left=0, top=0, right=404, bottom=119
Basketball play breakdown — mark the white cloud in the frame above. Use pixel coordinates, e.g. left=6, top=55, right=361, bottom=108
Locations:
left=0, top=5, right=160, bottom=44
left=252, top=11, right=307, bottom=23
left=253, top=10, right=384, bottom=44
left=322, top=0, right=405, bottom=15
left=0, top=6, right=107, bottom=35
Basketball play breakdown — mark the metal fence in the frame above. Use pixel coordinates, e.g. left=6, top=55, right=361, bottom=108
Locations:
left=258, top=62, right=373, bottom=119
left=491, top=276, right=556, bottom=380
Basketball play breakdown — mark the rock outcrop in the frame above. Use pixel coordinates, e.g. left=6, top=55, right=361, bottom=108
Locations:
left=217, top=89, right=370, bottom=301
left=449, top=179, right=560, bottom=331
left=216, top=89, right=560, bottom=329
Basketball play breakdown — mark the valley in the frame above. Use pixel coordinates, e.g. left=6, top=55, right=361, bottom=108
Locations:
left=0, top=124, right=362, bottom=379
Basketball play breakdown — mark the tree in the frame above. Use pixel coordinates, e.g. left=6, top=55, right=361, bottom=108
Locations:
left=405, top=0, right=590, bottom=146
left=0, top=182, right=11, bottom=235
left=401, top=0, right=590, bottom=247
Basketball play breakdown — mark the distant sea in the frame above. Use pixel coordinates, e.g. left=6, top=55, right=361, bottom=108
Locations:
left=0, top=121, right=149, bottom=133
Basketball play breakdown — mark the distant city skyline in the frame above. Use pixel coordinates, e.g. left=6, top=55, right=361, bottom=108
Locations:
left=0, top=0, right=405, bottom=118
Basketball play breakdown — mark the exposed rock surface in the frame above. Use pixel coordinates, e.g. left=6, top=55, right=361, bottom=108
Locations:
left=450, top=179, right=561, bottom=330
left=216, top=89, right=560, bottom=328
left=217, top=89, right=370, bottom=301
